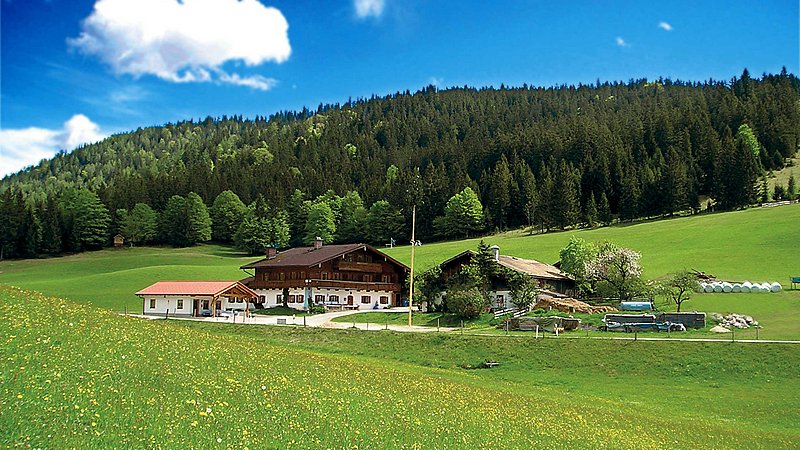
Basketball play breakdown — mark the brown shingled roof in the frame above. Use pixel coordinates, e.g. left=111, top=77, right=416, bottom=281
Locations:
left=240, top=243, right=409, bottom=270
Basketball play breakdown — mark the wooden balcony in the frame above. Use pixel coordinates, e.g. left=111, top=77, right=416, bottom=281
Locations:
left=335, top=260, right=383, bottom=273
left=246, top=278, right=401, bottom=292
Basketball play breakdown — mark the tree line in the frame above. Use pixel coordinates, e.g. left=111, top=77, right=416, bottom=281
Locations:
left=1, top=69, right=798, bottom=259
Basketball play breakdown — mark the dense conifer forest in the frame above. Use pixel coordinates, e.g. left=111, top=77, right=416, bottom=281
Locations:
left=1, top=69, right=798, bottom=259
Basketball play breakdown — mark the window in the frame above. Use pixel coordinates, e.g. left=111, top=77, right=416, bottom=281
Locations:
left=301, top=272, right=306, bottom=279
left=315, top=295, right=325, bottom=303
left=259, top=295, right=266, bottom=303
left=149, top=299, right=156, bottom=309
left=276, top=294, right=283, bottom=303
left=363, top=274, right=371, bottom=282
left=291, top=272, right=297, bottom=280
left=357, top=255, right=364, bottom=262
left=279, top=272, right=285, bottom=281
left=288, top=295, right=297, bottom=303
left=361, top=295, right=371, bottom=304
left=333, top=272, right=341, bottom=280
left=496, top=295, right=505, bottom=306
left=379, top=296, right=389, bottom=304
left=321, top=272, right=328, bottom=280
left=329, top=295, right=339, bottom=304
left=177, top=299, right=184, bottom=309
left=381, top=275, right=389, bottom=283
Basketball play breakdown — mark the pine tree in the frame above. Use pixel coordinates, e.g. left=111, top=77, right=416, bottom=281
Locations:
left=39, top=196, right=62, bottom=255
left=787, top=174, right=797, bottom=200
left=364, top=200, right=404, bottom=245
left=61, top=189, right=110, bottom=251
left=486, top=155, right=512, bottom=230
left=0, top=190, right=25, bottom=259
left=20, top=206, right=42, bottom=258
left=551, top=161, right=580, bottom=230
left=620, top=169, right=641, bottom=221
left=585, top=193, right=598, bottom=228
left=598, top=192, right=612, bottom=225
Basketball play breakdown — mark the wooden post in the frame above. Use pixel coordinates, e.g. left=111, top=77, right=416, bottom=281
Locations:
left=437, top=318, right=440, bottom=332
left=460, top=320, right=464, bottom=335
left=408, top=205, right=416, bottom=328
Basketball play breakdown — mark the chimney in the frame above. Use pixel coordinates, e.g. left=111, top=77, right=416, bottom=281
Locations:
left=314, top=236, right=323, bottom=250
left=266, top=246, right=277, bottom=259
left=490, top=245, right=500, bottom=261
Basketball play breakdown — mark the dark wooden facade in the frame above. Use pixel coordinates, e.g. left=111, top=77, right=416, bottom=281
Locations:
left=242, top=243, right=409, bottom=305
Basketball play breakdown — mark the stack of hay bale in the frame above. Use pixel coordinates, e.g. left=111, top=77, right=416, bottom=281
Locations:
left=698, top=281, right=782, bottom=293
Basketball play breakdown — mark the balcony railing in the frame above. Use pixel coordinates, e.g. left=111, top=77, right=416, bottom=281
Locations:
left=246, top=278, right=401, bottom=292
left=335, top=260, right=384, bottom=273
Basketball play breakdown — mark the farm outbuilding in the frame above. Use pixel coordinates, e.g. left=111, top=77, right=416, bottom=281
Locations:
left=135, top=280, right=258, bottom=317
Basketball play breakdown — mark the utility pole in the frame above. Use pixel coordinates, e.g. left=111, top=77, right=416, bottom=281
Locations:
left=408, top=205, right=416, bottom=327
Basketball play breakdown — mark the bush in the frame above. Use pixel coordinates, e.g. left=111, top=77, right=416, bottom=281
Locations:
left=446, top=288, right=487, bottom=319
left=308, top=304, right=326, bottom=315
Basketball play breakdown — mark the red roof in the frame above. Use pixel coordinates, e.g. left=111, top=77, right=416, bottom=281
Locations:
left=135, top=281, right=257, bottom=297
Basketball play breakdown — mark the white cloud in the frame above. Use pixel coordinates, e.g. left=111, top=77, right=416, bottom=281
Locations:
left=658, top=21, right=673, bottom=31
left=428, top=76, right=443, bottom=86
left=615, top=36, right=629, bottom=47
left=355, top=0, right=385, bottom=18
left=69, top=0, right=291, bottom=91
left=0, top=115, right=106, bottom=177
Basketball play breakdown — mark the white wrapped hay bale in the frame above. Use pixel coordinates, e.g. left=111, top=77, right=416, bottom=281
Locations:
left=704, top=283, right=715, bottom=293
left=697, top=282, right=708, bottom=293
left=741, top=281, right=752, bottom=293
left=732, top=283, right=742, bottom=293
left=722, top=282, right=733, bottom=293
left=761, top=283, right=773, bottom=292
left=770, top=282, right=782, bottom=292
left=712, top=283, right=723, bottom=293
left=756, top=283, right=770, bottom=293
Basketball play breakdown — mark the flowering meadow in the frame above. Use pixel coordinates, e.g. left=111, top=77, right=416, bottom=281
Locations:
left=2, top=286, right=799, bottom=448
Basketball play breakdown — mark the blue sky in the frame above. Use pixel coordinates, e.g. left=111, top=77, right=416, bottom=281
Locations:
left=1, top=0, right=798, bottom=176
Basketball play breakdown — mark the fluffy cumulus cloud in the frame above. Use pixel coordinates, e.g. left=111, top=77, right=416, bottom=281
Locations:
left=354, top=0, right=385, bottom=18
left=68, top=0, right=291, bottom=90
left=658, top=21, right=673, bottom=31
left=0, top=115, right=106, bottom=177
left=615, top=36, right=629, bottom=47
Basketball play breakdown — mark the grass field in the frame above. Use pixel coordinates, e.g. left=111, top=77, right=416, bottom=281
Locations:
left=3, top=286, right=799, bottom=448
left=383, top=203, right=800, bottom=340
left=0, top=204, right=798, bottom=338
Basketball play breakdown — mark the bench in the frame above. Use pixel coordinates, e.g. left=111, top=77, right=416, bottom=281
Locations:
left=792, top=277, right=800, bottom=290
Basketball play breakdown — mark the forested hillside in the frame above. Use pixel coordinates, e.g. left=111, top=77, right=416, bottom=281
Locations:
left=1, top=69, right=798, bottom=258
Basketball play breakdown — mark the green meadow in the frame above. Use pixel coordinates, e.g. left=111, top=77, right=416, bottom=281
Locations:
left=3, top=286, right=799, bottom=449
left=1, top=205, right=800, bottom=448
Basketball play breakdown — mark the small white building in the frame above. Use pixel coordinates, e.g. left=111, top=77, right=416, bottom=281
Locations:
left=135, top=280, right=258, bottom=317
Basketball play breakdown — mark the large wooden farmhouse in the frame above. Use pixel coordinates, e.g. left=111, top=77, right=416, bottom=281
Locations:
left=440, top=245, right=576, bottom=309
left=241, top=238, right=410, bottom=310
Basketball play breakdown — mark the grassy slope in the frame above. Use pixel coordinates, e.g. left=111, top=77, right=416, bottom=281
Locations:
left=384, top=204, right=800, bottom=339
left=3, top=286, right=799, bottom=449
left=0, top=205, right=798, bottom=337
left=0, top=244, right=253, bottom=310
